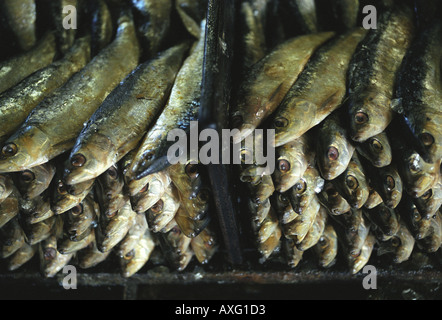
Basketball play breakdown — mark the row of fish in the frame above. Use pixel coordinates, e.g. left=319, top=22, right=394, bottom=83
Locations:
left=235, top=0, right=441, bottom=273
left=0, top=0, right=219, bottom=277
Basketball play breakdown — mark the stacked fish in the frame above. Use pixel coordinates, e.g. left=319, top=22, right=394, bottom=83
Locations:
left=0, top=0, right=218, bottom=278
left=234, top=0, right=441, bottom=273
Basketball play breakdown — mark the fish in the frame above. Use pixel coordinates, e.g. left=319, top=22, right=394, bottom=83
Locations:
left=283, top=195, right=320, bottom=243
left=190, top=226, right=218, bottom=264
left=13, top=162, right=56, bottom=200
left=0, top=218, right=25, bottom=258
left=363, top=202, right=400, bottom=239
left=416, top=211, right=442, bottom=253
left=91, top=0, right=114, bottom=56
left=248, top=198, right=272, bottom=227
left=130, top=0, right=172, bottom=59
left=94, top=164, right=128, bottom=219
left=146, top=184, right=180, bottom=233
left=63, top=196, right=99, bottom=242
left=7, top=243, right=38, bottom=271
left=63, top=42, right=189, bottom=185
left=246, top=175, right=274, bottom=206
left=58, top=229, right=95, bottom=255
left=318, top=181, right=352, bottom=216
left=127, top=22, right=205, bottom=180
left=348, top=233, right=376, bottom=274
left=271, top=28, right=367, bottom=147
left=19, top=192, right=54, bottom=225
left=78, top=239, right=111, bottom=269
left=132, top=172, right=172, bottom=214
left=117, top=213, right=149, bottom=258
left=314, top=222, right=338, bottom=268
left=278, top=0, right=319, bottom=36
left=0, top=32, right=57, bottom=94
left=332, top=153, right=370, bottom=209
left=360, top=159, right=403, bottom=209
left=297, top=205, right=327, bottom=251
left=413, top=179, right=442, bottom=220
left=231, top=32, right=335, bottom=144
left=377, top=220, right=415, bottom=264
left=283, top=238, right=304, bottom=268
left=175, top=205, right=210, bottom=239
left=333, top=208, right=371, bottom=256
left=238, top=0, right=267, bottom=71
left=272, top=133, right=314, bottom=193
left=51, top=170, right=95, bottom=216
left=39, top=234, right=73, bottom=278
left=253, top=206, right=279, bottom=244
left=0, top=174, right=14, bottom=203
left=1, top=0, right=37, bottom=51
left=287, top=166, right=324, bottom=215
left=96, top=200, right=137, bottom=253
left=258, top=226, right=282, bottom=264
left=0, top=11, right=140, bottom=172
left=315, top=111, right=355, bottom=180
left=355, top=132, right=392, bottom=168
left=363, top=186, right=384, bottom=209
left=120, top=228, right=156, bottom=277
left=168, top=161, right=211, bottom=221
left=347, top=5, right=415, bottom=142
left=23, top=215, right=57, bottom=246
left=393, top=19, right=442, bottom=164
left=0, top=187, right=19, bottom=228
left=49, top=0, right=78, bottom=54
left=399, top=194, right=433, bottom=240
left=175, top=0, right=207, bottom=39
left=0, top=36, right=92, bottom=146
left=158, top=222, right=194, bottom=271
left=272, top=192, right=297, bottom=225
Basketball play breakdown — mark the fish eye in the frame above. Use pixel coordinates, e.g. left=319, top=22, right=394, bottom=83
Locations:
left=150, top=199, right=164, bottom=213
left=185, top=162, right=199, bottom=179
left=44, top=248, right=57, bottom=261
left=327, top=147, right=339, bottom=161
left=421, top=190, right=433, bottom=200
left=369, top=139, right=383, bottom=152
left=106, top=167, right=118, bottom=179
left=231, top=115, right=243, bottom=129
left=351, top=251, right=361, bottom=258
left=124, top=250, right=135, bottom=261
left=171, top=226, right=181, bottom=235
left=319, top=237, right=328, bottom=247
left=57, top=181, right=68, bottom=195
left=412, top=210, right=421, bottom=222
left=354, top=112, right=369, bottom=125
left=278, top=193, right=289, bottom=205
left=278, top=159, right=291, bottom=173
left=384, top=175, right=395, bottom=191
left=1, top=143, right=18, bottom=157
left=294, top=180, right=307, bottom=195
left=432, top=215, right=437, bottom=219
left=419, top=133, right=435, bottom=147
left=20, top=170, right=35, bottom=183
left=139, top=183, right=149, bottom=193
left=106, top=211, right=117, bottom=218
left=346, top=175, right=359, bottom=190
left=71, top=154, right=86, bottom=168
left=273, top=117, right=289, bottom=129
left=391, top=237, right=401, bottom=247
left=71, top=204, right=83, bottom=216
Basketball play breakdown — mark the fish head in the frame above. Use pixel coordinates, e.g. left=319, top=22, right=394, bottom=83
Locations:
left=340, top=166, right=369, bottom=209
left=0, top=174, right=13, bottom=202
left=51, top=178, right=93, bottom=215
left=379, top=170, right=403, bottom=208
left=401, top=152, right=437, bottom=197
left=64, top=134, right=115, bottom=185
left=359, top=133, right=392, bottom=167
left=288, top=167, right=324, bottom=214
left=318, top=137, right=355, bottom=180
left=414, top=183, right=442, bottom=219
left=373, top=204, right=400, bottom=237
left=349, top=95, right=392, bottom=143
left=272, top=100, right=315, bottom=147
left=416, top=113, right=442, bottom=163
left=0, top=127, right=51, bottom=172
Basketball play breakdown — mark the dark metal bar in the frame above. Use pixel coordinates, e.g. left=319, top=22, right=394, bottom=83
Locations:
left=199, top=0, right=243, bottom=265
